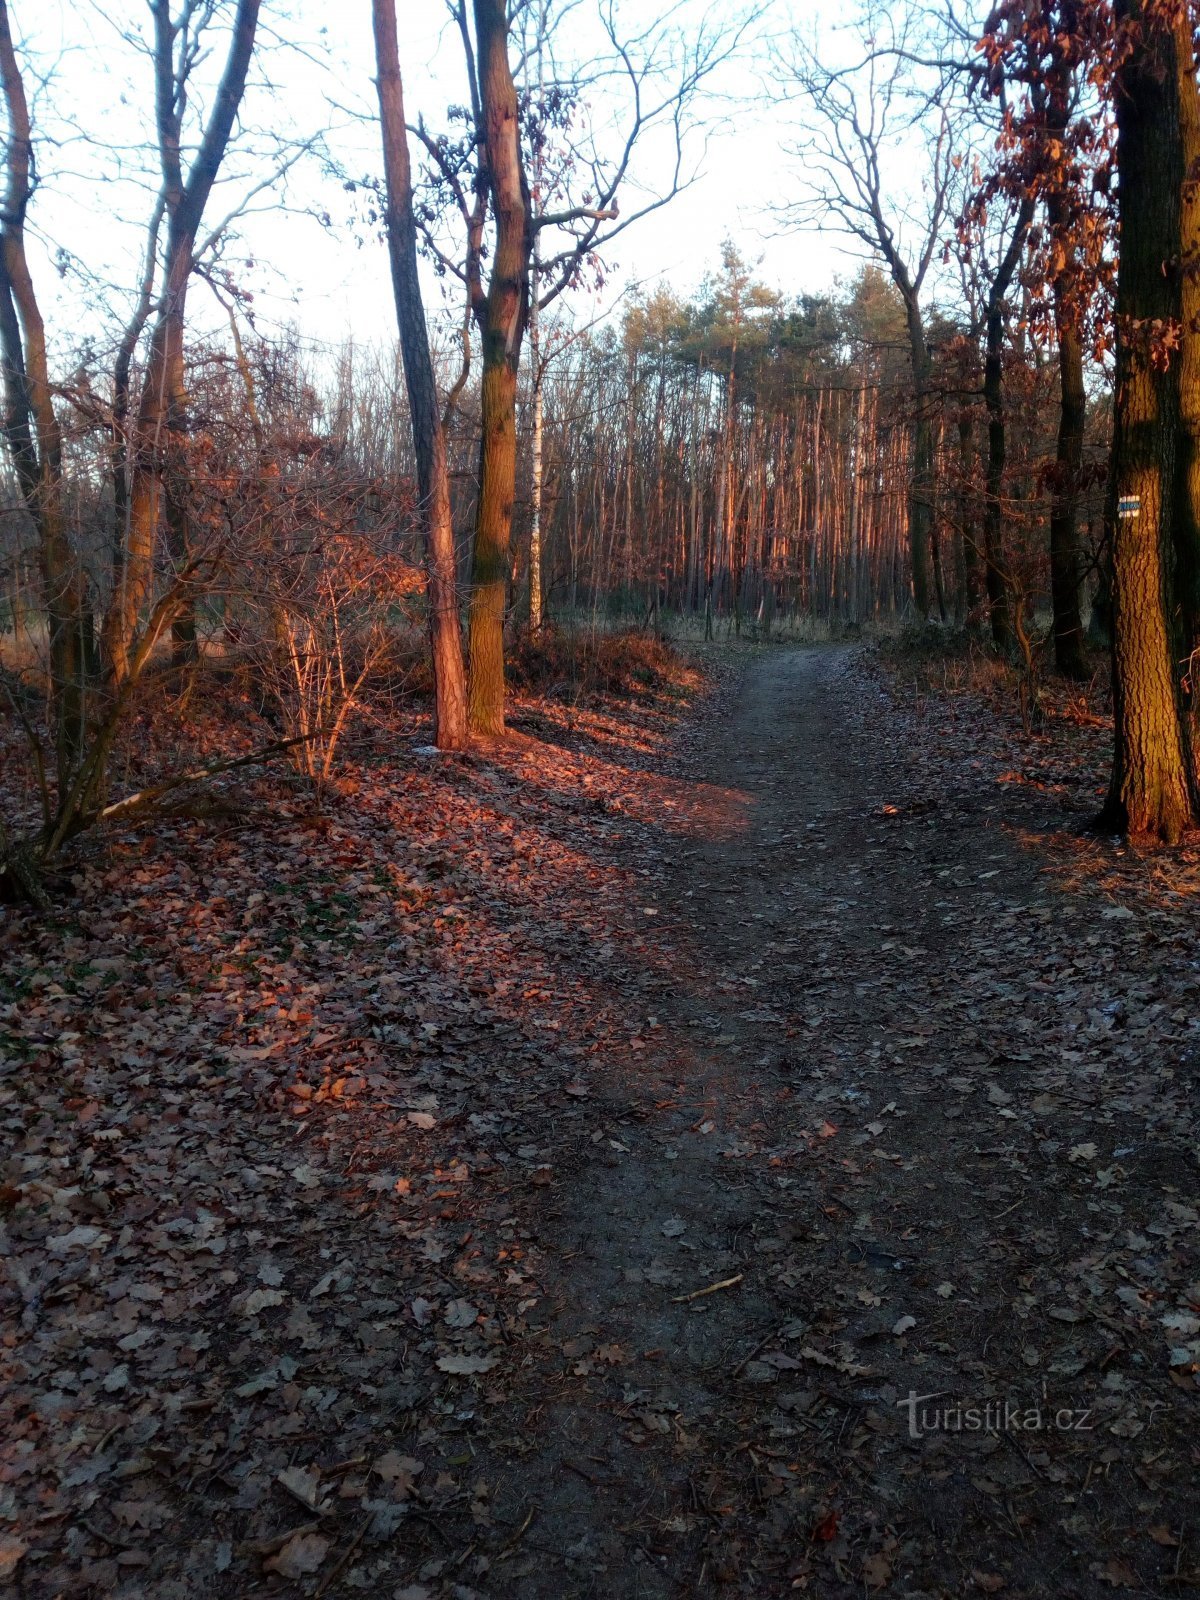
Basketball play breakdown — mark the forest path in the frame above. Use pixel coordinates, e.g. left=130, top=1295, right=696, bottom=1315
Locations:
left=6, top=642, right=1193, bottom=1600
left=484, top=644, right=1193, bottom=1598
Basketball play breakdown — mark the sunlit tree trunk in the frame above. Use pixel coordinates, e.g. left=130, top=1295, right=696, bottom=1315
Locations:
left=1173, top=11, right=1200, bottom=678
left=1103, top=2, right=1198, bottom=842
left=466, top=0, right=530, bottom=735
left=373, top=0, right=468, bottom=749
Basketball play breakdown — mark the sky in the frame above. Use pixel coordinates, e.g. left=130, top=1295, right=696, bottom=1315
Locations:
left=12, top=0, right=899, bottom=366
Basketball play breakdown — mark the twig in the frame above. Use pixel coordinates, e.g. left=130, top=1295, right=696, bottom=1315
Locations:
left=672, top=1272, right=744, bottom=1303
left=729, top=1329, right=779, bottom=1379
left=94, top=731, right=324, bottom=826
left=497, top=1503, right=537, bottom=1556
left=241, top=1520, right=323, bottom=1558
left=314, top=1513, right=370, bottom=1598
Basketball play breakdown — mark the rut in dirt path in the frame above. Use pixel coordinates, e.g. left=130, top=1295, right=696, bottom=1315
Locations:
left=481, top=645, right=1195, bottom=1600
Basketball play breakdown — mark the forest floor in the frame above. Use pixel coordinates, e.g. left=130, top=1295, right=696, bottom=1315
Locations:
left=2, top=641, right=1199, bottom=1600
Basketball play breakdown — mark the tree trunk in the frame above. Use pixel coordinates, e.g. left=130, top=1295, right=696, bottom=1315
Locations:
left=529, top=291, right=545, bottom=631
left=958, top=411, right=984, bottom=627
left=467, top=0, right=530, bottom=735
left=904, top=298, right=934, bottom=618
left=982, top=303, right=1012, bottom=650
left=1103, top=3, right=1198, bottom=843
left=0, top=1, right=89, bottom=791
left=1048, top=280, right=1088, bottom=679
left=372, top=0, right=468, bottom=749
left=1173, top=11, right=1200, bottom=678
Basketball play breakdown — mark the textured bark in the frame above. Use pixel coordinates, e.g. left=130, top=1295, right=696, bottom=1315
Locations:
left=0, top=1, right=89, bottom=789
left=372, top=0, right=469, bottom=750
left=1103, top=3, right=1198, bottom=843
left=1174, top=12, right=1200, bottom=676
left=103, top=0, right=260, bottom=682
left=466, top=0, right=530, bottom=735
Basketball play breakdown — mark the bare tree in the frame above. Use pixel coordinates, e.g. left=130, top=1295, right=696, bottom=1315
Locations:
left=776, top=2, right=956, bottom=618
left=371, top=0, right=468, bottom=749
left=0, top=0, right=90, bottom=791
left=102, top=0, right=261, bottom=683
left=416, top=0, right=751, bottom=732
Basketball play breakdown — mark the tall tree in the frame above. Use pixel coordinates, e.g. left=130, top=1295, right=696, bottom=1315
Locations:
left=465, top=0, right=531, bottom=735
left=1040, top=23, right=1091, bottom=682
left=103, top=0, right=261, bottom=682
left=417, top=0, right=744, bottom=732
left=1172, top=5, right=1200, bottom=674
left=972, top=193, right=1036, bottom=649
left=0, top=0, right=89, bottom=789
left=979, top=0, right=1109, bottom=675
left=371, top=0, right=469, bottom=750
left=1103, top=0, right=1199, bottom=841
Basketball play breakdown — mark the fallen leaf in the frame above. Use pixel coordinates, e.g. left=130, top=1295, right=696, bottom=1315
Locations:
left=264, top=1531, right=330, bottom=1579
left=0, top=1539, right=26, bottom=1581
left=436, top=1353, right=499, bottom=1375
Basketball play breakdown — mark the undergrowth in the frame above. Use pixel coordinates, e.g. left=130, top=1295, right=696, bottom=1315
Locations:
left=507, top=624, right=687, bottom=701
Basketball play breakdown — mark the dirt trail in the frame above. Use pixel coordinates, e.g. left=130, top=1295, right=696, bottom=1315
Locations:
left=5, top=644, right=1195, bottom=1600
left=479, top=645, right=1195, bottom=1598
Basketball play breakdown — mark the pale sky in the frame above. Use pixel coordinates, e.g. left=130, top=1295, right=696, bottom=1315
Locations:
left=11, top=0, right=929, bottom=364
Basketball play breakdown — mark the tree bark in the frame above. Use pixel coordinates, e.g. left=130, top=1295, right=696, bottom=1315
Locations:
left=372, top=0, right=469, bottom=750
left=1103, top=2, right=1198, bottom=843
left=466, top=0, right=530, bottom=735
left=1173, top=11, right=1200, bottom=678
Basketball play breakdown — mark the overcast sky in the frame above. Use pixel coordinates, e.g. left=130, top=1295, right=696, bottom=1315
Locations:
left=13, top=1, right=887, bottom=364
